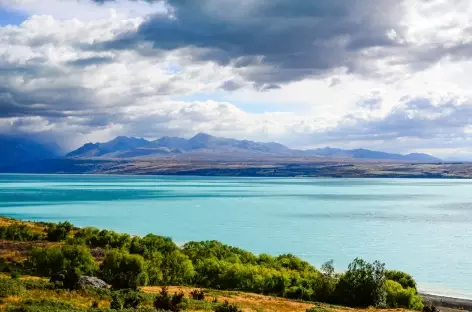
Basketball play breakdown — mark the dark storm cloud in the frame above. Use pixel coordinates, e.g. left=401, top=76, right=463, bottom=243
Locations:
left=66, top=56, right=114, bottom=67
left=0, top=86, right=101, bottom=118
left=89, top=0, right=403, bottom=84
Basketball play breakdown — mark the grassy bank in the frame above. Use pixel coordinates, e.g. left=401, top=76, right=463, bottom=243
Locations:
left=0, top=216, right=426, bottom=312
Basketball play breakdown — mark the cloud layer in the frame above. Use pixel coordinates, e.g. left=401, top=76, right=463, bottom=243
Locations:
left=1, top=0, right=472, bottom=159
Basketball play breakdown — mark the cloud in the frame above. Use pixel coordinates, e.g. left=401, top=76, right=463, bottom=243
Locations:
left=0, top=0, right=167, bottom=20
left=90, top=0, right=403, bottom=85
left=2, top=0, right=472, bottom=158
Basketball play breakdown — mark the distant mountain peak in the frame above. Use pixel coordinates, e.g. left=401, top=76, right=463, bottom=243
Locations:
left=191, top=132, right=213, bottom=140
left=64, top=133, right=441, bottom=162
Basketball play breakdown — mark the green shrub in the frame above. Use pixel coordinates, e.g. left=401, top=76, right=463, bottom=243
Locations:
left=72, top=227, right=132, bottom=250
left=110, top=289, right=144, bottom=310
left=5, top=299, right=80, bottom=312
left=214, top=301, right=242, bottom=312
left=0, top=224, right=41, bottom=241
left=130, top=234, right=178, bottom=257
left=46, top=221, right=73, bottom=242
left=153, top=287, right=184, bottom=312
left=385, top=279, right=424, bottom=310
left=160, top=250, right=195, bottom=285
left=28, top=244, right=97, bottom=289
left=334, top=258, right=386, bottom=308
left=0, top=279, right=26, bottom=297
left=385, top=270, right=417, bottom=291
left=21, top=279, right=54, bottom=291
left=101, top=249, right=148, bottom=290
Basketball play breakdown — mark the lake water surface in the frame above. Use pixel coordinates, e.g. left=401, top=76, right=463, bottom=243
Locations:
left=1, top=174, right=471, bottom=298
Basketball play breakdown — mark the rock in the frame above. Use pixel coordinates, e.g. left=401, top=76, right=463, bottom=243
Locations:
left=77, top=276, right=108, bottom=289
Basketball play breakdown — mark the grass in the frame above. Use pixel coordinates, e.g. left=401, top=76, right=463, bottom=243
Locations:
left=141, top=286, right=411, bottom=312
left=0, top=277, right=415, bottom=312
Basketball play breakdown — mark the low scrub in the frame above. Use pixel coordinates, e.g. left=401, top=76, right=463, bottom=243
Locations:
left=0, top=278, right=26, bottom=297
left=214, top=301, right=242, bottom=312
left=385, top=279, right=424, bottom=310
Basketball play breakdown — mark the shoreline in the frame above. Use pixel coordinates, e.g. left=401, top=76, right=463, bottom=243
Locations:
left=421, top=293, right=472, bottom=311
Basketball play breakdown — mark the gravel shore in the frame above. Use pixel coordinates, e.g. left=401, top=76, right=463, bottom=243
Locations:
left=422, top=293, right=472, bottom=311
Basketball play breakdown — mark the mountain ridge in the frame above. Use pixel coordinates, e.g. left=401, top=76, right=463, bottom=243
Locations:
left=65, top=133, right=441, bottom=162
left=0, top=135, right=61, bottom=166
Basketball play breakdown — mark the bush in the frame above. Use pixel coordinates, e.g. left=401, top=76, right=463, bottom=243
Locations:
left=110, top=289, right=144, bottom=310
left=0, top=224, right=41, bottom=241
left=46, top=221, right=73, bottom=242
left=385, top=279, right=424, bottom=310
left=101, top=250, right=148, bottom=290
left=72, top=228, right=131, bottom=250
left=28, top=245, right=97, bottom=289
left=385, top=270, right=417, bottom=291
left=0, top=279, right=26, bottom=297
left=334, top=258, right=386, bottom=308
left=190, top=289, right=205, bottom=300
left=214, top=301, right=242, bottom=312
left=153, top=287, right=184, bottom=312
left=160, top=250, right=195, bottom=285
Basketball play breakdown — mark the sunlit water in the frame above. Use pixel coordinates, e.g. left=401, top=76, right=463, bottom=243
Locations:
left=1, top=174, right=471, bottom=298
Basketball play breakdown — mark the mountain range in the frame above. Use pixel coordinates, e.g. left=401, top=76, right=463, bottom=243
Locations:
left=0, top=136, right=61, bottom=167
left=65, top=133, right=441, bottom=162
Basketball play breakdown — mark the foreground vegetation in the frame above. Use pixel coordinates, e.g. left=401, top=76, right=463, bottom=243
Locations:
left=0, top=216, right=425, bottom=311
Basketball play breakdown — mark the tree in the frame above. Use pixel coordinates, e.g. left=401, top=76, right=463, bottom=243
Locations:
left=385, top=270, right=417, bottom=291
left=385, top=279, right=423, bottom=310
left=161, top=250, right=195, bottom=285
left=46, top=221, right=73, bottom=242
left=101, top=249, right=148, bottom=289
left=334, top=258, right=386, bottom=307
left=28, top=244, right=97, bottom=289
left=315, top=260, right=338, bottom=302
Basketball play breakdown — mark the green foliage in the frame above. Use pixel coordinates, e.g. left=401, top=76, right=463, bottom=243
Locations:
left=110, top=289, right=145, bottom=310
left=315, top=260, right=338, bottom=303
left=160, top=250, right=195, bottom=285
left=20, top=279, right=54, bottom=291
left=385, top=279, right=424, bottom=310
left=72, top=227, right=131, bottom=249
left=385, top=270, right=417, bottom=291
left=153, top=287, right=185, bottom=312
left=0, top=278, right=26, bottom=297
left=183, top=241, right=257, bottom=265
left=6, top=299, right=80, bottom=312
left=28, top=244, right=97, bottom=289
left=0, top=224, right=41, bottom=241
left=334, top=258, right=386, bottom=308
left=46, top=221, right=73, bottom=242
left=213, top=301, right=242, bottom=312
left=130, top=234, right=178, bottom=257
left=101, top=249, right=148, bottom=289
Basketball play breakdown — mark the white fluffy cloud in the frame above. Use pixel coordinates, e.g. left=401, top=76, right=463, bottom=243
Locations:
left=1, top=0, right=472, bottom=159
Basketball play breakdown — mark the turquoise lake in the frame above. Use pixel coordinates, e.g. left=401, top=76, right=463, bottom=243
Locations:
left=1, top=174, right=471, bottom=298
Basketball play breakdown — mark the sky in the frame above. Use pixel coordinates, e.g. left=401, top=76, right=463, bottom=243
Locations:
left=1, top=0, right=472, bottom=159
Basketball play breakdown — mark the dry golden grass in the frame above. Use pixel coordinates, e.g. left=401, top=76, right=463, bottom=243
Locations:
left=0, top=216, right=47, bottom=235
left=0, top=240, right=61, bottom=263
left=142, top=286, right=411, bottom=312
